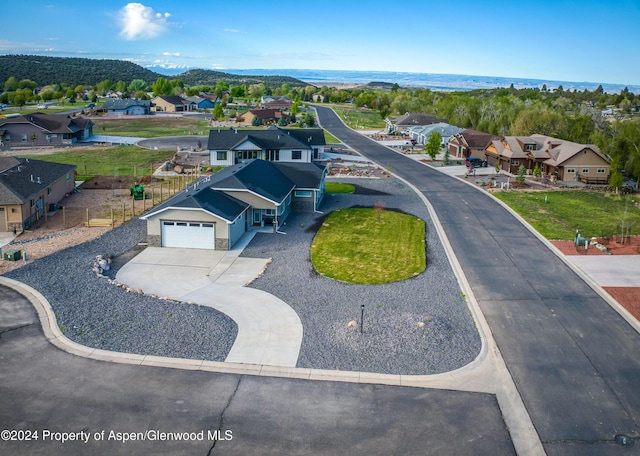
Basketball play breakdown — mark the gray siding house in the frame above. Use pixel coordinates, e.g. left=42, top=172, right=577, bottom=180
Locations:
left=142, top=159, right=327, bottom=250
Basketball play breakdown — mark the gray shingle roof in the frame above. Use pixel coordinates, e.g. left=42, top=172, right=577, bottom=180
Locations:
left=0, top=113, right=93, bottom=134
left=273, top=162, right=326, bottom=188
left=207, top=126, right=325, bottom=151
left=102, top=99, right=152, bottom=110
left=0, top=158, right=76, bottom=204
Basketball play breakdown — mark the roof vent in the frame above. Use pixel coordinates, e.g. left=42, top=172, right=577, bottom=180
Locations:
left=30, top=174, right=34, bottom=182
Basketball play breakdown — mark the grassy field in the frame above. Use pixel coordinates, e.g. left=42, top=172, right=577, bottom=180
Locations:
left=494, top=191, right=640, bottom=240
left=324, top=130, right=340, bottom=143
left=20, top=146, right=173, bottom=178
left=325, top=182, right=355, bottom=194
left=331, top=105, right=386, bottom=130
left=310, top=208, right=426, bottom=284
left=92, top=117, right=211, bottom=138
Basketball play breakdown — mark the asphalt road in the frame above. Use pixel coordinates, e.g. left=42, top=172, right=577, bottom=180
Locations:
left=314, top=105, right=640, bottom=454
left=0, top=286, right=514, bottom=455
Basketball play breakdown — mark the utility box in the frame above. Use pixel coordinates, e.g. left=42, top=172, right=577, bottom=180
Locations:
left=4, top=249, right=21, bottom=261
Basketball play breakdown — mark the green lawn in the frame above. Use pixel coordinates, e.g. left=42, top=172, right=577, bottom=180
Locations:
left=494, top=191, right=640, bottom=240
left=324, top=131, right=340, bottom=143
left=21, top=146, right=173, bottom=178
left=92, top=117, right=211, bottom=138
left=331, top=105, right=386, bottom=130
left=310, top=208, right=426, bottom=284
left=325, top=182, right=355, bottom=194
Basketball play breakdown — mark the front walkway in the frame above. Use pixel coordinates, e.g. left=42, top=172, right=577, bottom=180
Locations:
left=115, top=236, right=303, bottom=367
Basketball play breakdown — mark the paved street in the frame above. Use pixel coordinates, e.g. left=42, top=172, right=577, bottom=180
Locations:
left=314, top=105, right=640, bottom=455
left=0, top=286, right=514, bottom=455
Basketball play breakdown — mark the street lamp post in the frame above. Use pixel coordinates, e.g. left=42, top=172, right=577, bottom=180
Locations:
left=360, top=304, right=365, bottom=333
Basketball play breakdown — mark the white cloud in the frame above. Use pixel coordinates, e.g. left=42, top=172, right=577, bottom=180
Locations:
left=224, top=28, right=241, bottom=33
left=118, top=3, right=171, bottom=40
left=162, top=51, right=181, bottom=57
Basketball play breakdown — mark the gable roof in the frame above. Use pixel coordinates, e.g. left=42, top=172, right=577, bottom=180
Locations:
left=450, top=129, right=496, bottom=149
left=208, top=159, right=296, bottom=203
left=102, top=99, right=152, bottom=110
left=530, top=134, right=609, bottom=166
left=388, top=112, right=444, bottom=127
left=207, top=126, right=325, bottom=151
left=0, top=158, right=76, bottom=205
left=408, top=122, right=465, bottom=138
left=154, top=95, right=190, bottom=106
left=0, top=113, right=93, bottom=134
left=272, top=162, right=326, bottom=189
left=142, top=183, right=250, bottom=222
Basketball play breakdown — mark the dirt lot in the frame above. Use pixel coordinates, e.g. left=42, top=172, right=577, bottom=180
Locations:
left=0, top=177, right=185, bottom=274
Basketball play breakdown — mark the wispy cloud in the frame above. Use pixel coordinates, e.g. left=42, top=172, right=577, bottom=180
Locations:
left=224, top=28, right=242, bottom=33
left=162, top=51, right=181, bottom=57
left=118, top=3, right=171, bottom=40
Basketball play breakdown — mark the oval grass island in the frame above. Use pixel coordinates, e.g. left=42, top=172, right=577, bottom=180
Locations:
left=310, top=207, right=426, bottom=284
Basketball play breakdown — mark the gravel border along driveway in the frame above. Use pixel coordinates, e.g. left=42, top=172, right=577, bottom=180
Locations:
left=5, top=177, right=481, bottom=375
left=242, top=177, right=481, bottom=375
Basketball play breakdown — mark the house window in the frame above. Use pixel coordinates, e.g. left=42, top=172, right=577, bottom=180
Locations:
left=525, top=144, right=536, bottom=151
left=294, top=190, right=312, bottom=197
left=582, top=168, right=590, bottom=174
left=66, top=172, right=71, bottom=181
left=5, top=135, right=9, bottom=142
left=47, top=187, right=51, bottom=195
left=597, top=168, right=606, bottom=174
left=266, top=149, right=280, bottom=161
left=292, top=150, right=302, bottom=160
left=22, top=134, right=28, bottom=142
left=265, top=209, right=275, bottom=216
left=512, top=161, right=520, bottom=166
left=217, top=151, right=227, bottom=161
left=237, top=150, right=259, bottom=161
left=566, top=168, right=576, bottom=174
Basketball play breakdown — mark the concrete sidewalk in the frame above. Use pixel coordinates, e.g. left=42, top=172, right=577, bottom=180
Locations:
left=116, top=245, right=303, bottom=367
left=564, top=255, right=640, bottom=287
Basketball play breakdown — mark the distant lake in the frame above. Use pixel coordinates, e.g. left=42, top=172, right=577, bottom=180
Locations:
left=224, top=68, right=640, bottom=94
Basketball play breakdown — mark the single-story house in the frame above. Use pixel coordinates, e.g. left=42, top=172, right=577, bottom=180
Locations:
left=0, top=156, right=76, bottom=232
left=141, top=159, right=327, bottom=250
left=260, top=96, right=292, bottom=111
left=407, top=122, right=465, bottom=145
left=185, top=96, right=216, bottom=110
left=484, top=134, right=610, bottom=183
left=208, top=126, right=326, bottom=167
left=152, top=96, right=193, bottom=112
left=236, top=109, right=288, bottom=126
left=385, top=112, right=444, bottom=134
left=448, top=129, right=497, bottom=159
left=0, top=113, right=93, bottom=147
left=101, top=99, right=153, bottom=115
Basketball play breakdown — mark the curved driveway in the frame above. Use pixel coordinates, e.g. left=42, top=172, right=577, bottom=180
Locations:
left=314, top=105, right=640, bottom=453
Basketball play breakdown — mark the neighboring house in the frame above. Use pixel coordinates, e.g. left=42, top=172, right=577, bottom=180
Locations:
left=448, top=129, right=497, bottom=159
left=0, top=113, right=93, bottom=147
left=141, top=159, right=327, bottom=250
left=152, top=96, right=193, bottom=112
left=260, top=96, right=292, bottom=110
left=236, top=109, right=287, bottom=126
left=407, top=122, right=465, bottom=145
left=484, top=134, right=610, bottom=183
left=185, top=96, right=216, bottom=110
left=0, top=156, right=76, bottom=232
left=385, top=112, right=444, bottom=134
left=208, top=126, right=326, bottom=167
left=101, top=99, right=153, bottom=115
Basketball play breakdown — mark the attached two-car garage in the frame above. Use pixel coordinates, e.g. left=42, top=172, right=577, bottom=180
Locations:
left=161, top=221, right=216, bottom=249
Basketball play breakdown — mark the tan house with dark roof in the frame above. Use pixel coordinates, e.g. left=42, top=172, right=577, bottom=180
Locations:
left=0, top=157, right=76, bottom=232
left=152, top=96, right=193, bottom=112
left=484, top=135, right=610, bottom=183
left=448, top=129, right=497, bottom=159
left=236, top=109, right=288, bottom=126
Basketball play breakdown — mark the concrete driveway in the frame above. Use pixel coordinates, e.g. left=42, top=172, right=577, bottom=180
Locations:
left=116, top=246, right=303, bottom=367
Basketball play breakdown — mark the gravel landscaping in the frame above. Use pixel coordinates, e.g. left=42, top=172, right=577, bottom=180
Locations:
left=3, top=177, right=481, bottom=375
left=242, top=177, right=482, bottom=375
left=4, top=218, right=237, bottom=361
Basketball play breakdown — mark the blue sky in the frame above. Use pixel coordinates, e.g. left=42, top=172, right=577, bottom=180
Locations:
left=2, top=1, right=639, bottom=85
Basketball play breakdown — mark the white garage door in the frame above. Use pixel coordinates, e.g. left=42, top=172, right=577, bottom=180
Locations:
left=162, top=221, right=215, bottom=249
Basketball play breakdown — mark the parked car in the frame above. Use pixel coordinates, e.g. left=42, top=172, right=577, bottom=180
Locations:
left=466, top=157, right=488, bottom=168
left=85, top=103, right=95, bottom=108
